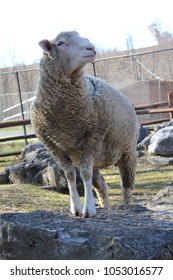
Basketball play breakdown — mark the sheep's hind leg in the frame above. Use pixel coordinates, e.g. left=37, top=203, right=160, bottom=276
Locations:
left=65, top=167, right=82, bottom=216
left=80, top=164, right=96, bottom=218
left=93, top=168, right=109, bottom=208
left=117, top=151, right=137, bottom=204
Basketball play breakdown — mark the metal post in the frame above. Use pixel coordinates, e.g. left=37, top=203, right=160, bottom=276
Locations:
left=92, top=62, right=97, bottom=77
left=15, top=71, right=28, bottom=145
left=168, top=92, right=173, bottom=120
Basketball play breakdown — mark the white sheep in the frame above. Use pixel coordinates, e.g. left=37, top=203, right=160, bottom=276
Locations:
left=31, top=31, right=139, bottom=217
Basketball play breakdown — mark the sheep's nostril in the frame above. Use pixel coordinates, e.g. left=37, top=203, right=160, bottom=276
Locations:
left=87, top=46, right=96, bottom=54
left=87, top=47, right=93, bottom=51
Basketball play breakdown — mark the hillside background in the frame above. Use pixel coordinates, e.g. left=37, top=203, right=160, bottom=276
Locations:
left=1, top=23, right=173, bottom=123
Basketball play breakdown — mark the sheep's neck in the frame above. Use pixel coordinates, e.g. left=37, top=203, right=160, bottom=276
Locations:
left=38, top=69, right=94, bottom=134
left=39, top=68, right=90, bottom=102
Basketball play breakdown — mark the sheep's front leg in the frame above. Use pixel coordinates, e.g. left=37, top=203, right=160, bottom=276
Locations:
left=80, top=163, right=96, bottom=218
left=65, top=167, right=82, bottom=216
left=44, top=141, right=82, bottom=216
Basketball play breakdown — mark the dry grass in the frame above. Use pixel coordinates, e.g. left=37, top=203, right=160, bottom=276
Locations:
left=0, top=183, right=70, bottom=214
left=103, top=155, right=173, bottom=205
left=0, top=152, right=173, bottom=214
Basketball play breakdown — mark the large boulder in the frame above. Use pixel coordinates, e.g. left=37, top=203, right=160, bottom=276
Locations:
left=0, top=186, right=173, bottom=260
left=137, top=124, right=150, bottom=144
left=1, top=143, right=84, bottom=194
left=148, top=126, right=173, bottom=156
left=147, top=156, right=173, bottom=166
left=146, top=186, right=173, bottom=212
left=21, top=142, right=45, bottom=158
left=0, top=172, right=8, bottom=184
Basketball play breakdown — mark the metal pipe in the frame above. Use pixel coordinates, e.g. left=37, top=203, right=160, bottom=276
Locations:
left=15, top=71, right=28, bottom=145
left=92, top=62, right=96, bottom=77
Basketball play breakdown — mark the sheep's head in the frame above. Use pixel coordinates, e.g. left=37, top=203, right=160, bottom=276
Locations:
left=39, top=31, right=96, bottom=76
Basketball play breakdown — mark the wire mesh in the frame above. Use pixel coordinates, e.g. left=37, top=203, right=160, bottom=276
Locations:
left=0, top=48, right=173, bottom=123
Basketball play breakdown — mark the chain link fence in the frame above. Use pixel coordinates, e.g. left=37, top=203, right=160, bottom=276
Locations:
left=0, top=67, right=38, bottom=121
left=92, top=47, right=173, bottom=122
left=1, top=47, right=173, bottom=124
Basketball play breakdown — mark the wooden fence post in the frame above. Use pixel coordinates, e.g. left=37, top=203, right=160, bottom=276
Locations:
left=168, top=92, right=173, bottom=120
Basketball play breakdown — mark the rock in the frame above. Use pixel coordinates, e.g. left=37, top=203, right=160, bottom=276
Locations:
left=153, top=186, right=173, bottom=201
left=138, top=122, right=173, bottom=152
left=136, top=150, right=144, bottom=158
left=0, top=199, right=173, bottom=259
left=21, top=142, right=45, bottom=158
left=7, top=162, right=42, bottom=184
left=37, top=164, right=69, bottom=193
left=148, top=126, right=173, bottom=156
left=147, top=155, right=173, bottom=166
left=154, top=121, right=173, bottom=132
left=0, top=171, right=9, bottom=184
left=2, top=142, right=84, bottom=195
left=137, top=124, right=150, bottom=144
left=137, top=134, right=153, bottom=150
left=42, top=165, right=63, bottom=190
left=40, top=186, right=55, bottom=190
left=145, top=186, right=173, bottom=213
left=0, top=142, right=116, bottom=196
left=24, top=147, right=55, bottom=169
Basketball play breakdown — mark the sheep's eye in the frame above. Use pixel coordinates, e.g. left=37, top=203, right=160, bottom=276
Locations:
left=57, top=41, right=64, bottom=46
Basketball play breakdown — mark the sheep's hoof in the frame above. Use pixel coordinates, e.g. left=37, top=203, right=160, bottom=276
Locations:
left=122, top=189, right=132, bottom=205
left=99, top=199, right=110, bottom=209
left=70, top=203, right=82, bottom=217
left=71, top=211, right=83, bottom=217
left=123, top=200, right=132, bottom=205
left=122, top=196, right=133, bottom=204
left=83, top=212, right=95, bottom=218
left=83, top=209, right=97, bottom=218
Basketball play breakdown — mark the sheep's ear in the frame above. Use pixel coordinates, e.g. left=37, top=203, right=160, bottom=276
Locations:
left=38, top=39, right=52, bottom=52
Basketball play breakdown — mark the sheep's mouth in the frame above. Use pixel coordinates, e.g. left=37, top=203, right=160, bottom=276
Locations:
left=82, top=50, right=96, bottom=59
left=83, top=55, right=95, bottom=58
left=82, top=53, right=96, bottom=59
